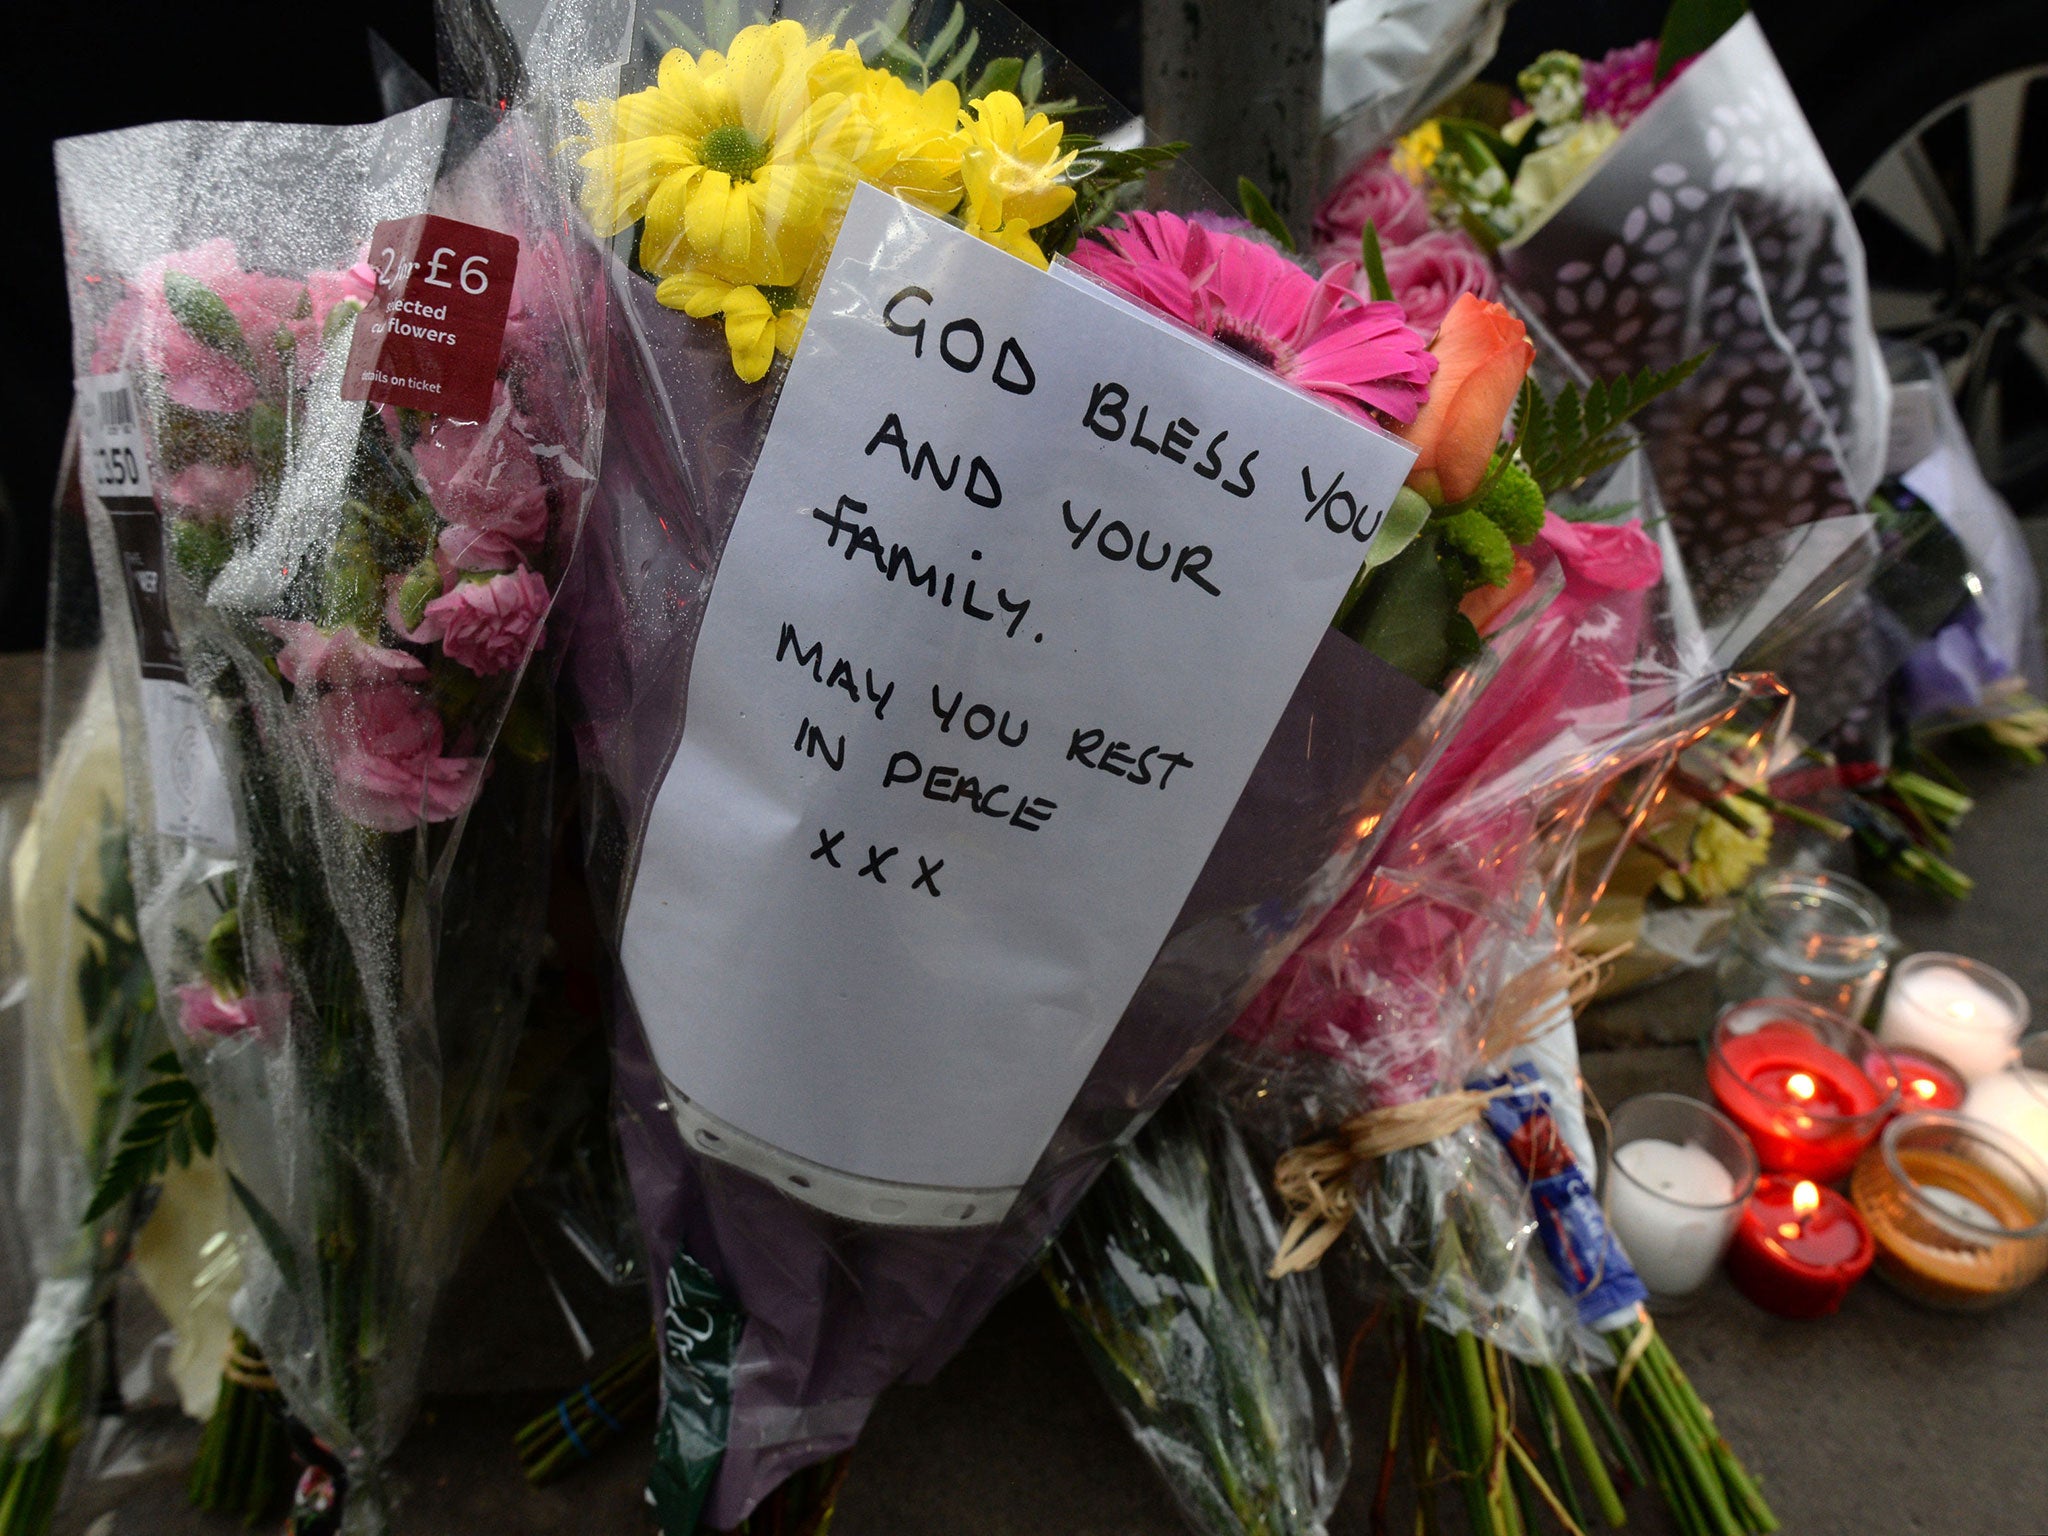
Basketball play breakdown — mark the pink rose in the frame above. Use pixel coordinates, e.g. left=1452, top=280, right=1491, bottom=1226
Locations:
left=423, top=568, right=550, bottom=676
left=162, top=461, right=257, bottom=520
left=1537, top=511, right=1662, bottom=592
left=410, top=383, right=549, bottom=548
left=177, top=982, right=285, bottom=1039
left=1583, top=39, right=1692, bottom=129
left=1377, top=230, right=1500, bottom=339
left=263, top=619, right=428, bottom=688
left=1313, top=152, right=1432, bottom=264
left=315, top=685, right=484, bottom=832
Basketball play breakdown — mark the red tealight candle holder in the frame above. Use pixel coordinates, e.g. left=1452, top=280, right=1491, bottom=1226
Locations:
left=1707, top=999, right=1900, bottom=1183
left=1868, top=1044, right=1966, bottom=1115
left=1726, top=1174, right=1876, bottom=1317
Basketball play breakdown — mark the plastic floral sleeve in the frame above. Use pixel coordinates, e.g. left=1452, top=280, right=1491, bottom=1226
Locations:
left=55, top=100, right=605, bottom=1534
left=1498, top=15, right=1893, bottom=730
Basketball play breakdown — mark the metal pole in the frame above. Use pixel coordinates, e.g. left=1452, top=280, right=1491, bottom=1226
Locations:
left=1141, top=0, right=1326, bottom=244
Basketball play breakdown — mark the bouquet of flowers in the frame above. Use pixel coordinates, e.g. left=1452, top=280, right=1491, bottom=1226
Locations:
left=1325, top=0, right=1895, bottom=743
left=426, top=0, right=1667, bottom=1523
left=56, top=97, right=604, bottom=1532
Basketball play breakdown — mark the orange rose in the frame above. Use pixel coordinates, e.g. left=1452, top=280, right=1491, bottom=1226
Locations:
left=1396, top=293, right=1536, bottom=505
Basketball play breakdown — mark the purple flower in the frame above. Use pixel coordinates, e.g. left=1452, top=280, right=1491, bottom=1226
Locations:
left=1582, top=39, right=1691, bottom=128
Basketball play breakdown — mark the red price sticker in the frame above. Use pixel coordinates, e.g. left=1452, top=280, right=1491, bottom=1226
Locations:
left=341, top=214, right=520, bottom=419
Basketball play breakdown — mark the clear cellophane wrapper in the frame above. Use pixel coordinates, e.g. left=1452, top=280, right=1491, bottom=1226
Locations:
left=1500, top=14, right=1895, bottom=741
left=56, top=98, right=604, bottom=1529
left=437, top=0, right=1536, bottom=1521
left=1215, top=445, right=1744, bottom=1363
left=1047, top=1081, right=1350, bottom=1536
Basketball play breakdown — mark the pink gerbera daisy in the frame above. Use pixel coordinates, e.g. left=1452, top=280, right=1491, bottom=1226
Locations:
left=1068, top=210, right=1438, bottom=424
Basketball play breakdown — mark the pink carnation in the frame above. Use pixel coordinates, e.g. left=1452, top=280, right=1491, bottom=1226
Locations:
left=1583, top=39, right=1691, bottom=128
left=90, top=239, right=305, bottom=411
left=409, top=383, right=550, bottom=549
left=177, top=983, right=285, bottom=1039
left=306, top=262, right=378, bottom=333
left=315, top=685, right=484, bottom=832
left=422, top=568, right=550, bottom=676
left=264, top=619, right=429, bottom=688
left=162, top=461, right=257, bottom=520
left=1537, top=511, right=1662, bottom=591
left=1313, top=152, right=1432, bottom=265
left=1375, top=229, right=1500, bottom=339
left=437, top=522, right=527, bottom=575
left=1071, top=210, right=1438, bottom=424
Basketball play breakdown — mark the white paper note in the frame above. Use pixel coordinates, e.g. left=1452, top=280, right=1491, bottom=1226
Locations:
left=621, top=187, right=1417, bottom=1220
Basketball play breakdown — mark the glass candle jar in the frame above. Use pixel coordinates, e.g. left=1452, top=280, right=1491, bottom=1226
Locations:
left=1960, top=1032, right=2048, bottom=1186
left=1850, top=1112, right=2048, bottom=1310
left=1603, top=1094, right=1757, bottom=1307
left=1714, top=870, right=1893, bottom=1021
left=1878, top=953, right=2030, bottom=1082
left=1707, top=999, right=1900, bottom=1182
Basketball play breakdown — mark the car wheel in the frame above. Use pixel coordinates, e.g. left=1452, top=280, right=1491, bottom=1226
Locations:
left=1840, top=49, right=2048, bottom=508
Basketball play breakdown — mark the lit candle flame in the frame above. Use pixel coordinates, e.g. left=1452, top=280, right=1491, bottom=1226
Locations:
left=1786, top=1072, right=1816, bottom=1102
left=1912, top=1077, right=1938, bottom=1100
left=1946, top=998, right=1975, bottom=1023
left=1792, top=1180, right=1820, bottom=1217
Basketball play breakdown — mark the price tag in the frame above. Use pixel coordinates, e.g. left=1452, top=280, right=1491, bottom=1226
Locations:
left=78, top=371, right=154, bottom=504
left=77, top=371, right=237, bottom=850
left=341, top=213, right=520, bottom=419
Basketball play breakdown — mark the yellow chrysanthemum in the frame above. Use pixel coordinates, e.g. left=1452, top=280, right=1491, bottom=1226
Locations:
left=812, top=47, right=967, bottom=215
left=957, top=91, right=1076, bottom=264
left=1392, top=120, right=1442, bottom=184
left=655, top=267, right=809, bottom=384
left=576, top=21, right=860, bottom=287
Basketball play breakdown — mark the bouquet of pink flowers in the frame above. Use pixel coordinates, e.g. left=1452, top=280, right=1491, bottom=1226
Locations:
left=56, top=101, right=603, bottom=1533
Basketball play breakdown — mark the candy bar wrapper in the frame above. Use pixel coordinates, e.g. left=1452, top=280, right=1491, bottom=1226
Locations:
left=1501, top=14, right=1894, bottom=736
left=436, top=0, right=1528, bottom=1521
left=1475, top=1064, right=1648, bottom=1330
left=56, top=99, right=605, bottom=1531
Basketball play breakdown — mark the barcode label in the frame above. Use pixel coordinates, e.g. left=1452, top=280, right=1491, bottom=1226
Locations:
left=77, top=372, right=154, bottom=503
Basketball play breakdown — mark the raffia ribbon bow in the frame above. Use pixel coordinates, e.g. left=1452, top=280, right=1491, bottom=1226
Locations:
left=1265, top=941, right=1626, bottom=1280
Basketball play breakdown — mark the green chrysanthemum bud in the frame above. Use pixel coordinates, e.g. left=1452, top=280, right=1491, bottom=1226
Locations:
left=162, top=271, right=253, bottom=363
left=1437, top=506, right=1516, bottom=589
left=169, top=517, right=234, bottom=586
left=202, top=905, right=246, bottom=995
left=1473, top=460, right=1546, bottom=547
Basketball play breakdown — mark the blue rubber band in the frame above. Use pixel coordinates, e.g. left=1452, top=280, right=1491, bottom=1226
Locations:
left=582, top=1382, right=624, bottom=1436
left=556, top=1400, right=590, bottom=1459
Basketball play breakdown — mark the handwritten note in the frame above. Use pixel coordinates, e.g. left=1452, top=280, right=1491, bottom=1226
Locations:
left=621, top=186, right=1416, bottom=1222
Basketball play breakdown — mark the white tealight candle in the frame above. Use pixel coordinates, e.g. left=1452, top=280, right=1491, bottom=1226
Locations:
left=1961, top=1070, right=2048, bottom=1188
left=1879, top=957, right=2026, bottom=1082
left=1607, top=1138, right=1741, bottom=1298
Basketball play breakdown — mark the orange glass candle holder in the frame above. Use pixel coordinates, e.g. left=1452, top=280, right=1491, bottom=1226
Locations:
left=1850, top=1112, right=2048, bottom=1311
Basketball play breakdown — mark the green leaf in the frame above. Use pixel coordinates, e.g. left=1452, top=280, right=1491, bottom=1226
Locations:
left=937, top=27, right=981, bottom=84
left=229, top=1173, right=303, bottom=1295
left=1512, top=351, right=1711, bottom=497
left=1019, top=52, right=1045, bottom=106
left=1235, top=177, right=1295, bottom=253
left=1359, top=222, right=1394, bottom=304
left=922, top=3, right=965, bottom=69
left=1342, top=534, right=1457, bottom=687
left=649, top=10, right=707, bottom=54
left=82, top=1055, right=217, bottom=1222
left=965, top=55, right=1023, bottom=102
left=1657, top=0, right=1746, bottom=80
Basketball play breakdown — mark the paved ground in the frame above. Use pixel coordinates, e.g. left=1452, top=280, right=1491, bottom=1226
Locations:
left=9, top=530, right=2048, bottom=1536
